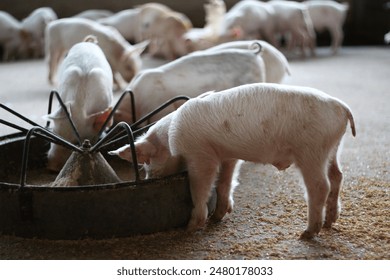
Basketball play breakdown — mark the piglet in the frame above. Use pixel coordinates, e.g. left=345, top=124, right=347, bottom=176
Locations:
left=386, top=32, right=390, bottom=44
left=115, top=47, right=265, bottom=124
left=72, top=9, right=114, bottom=21
left=270, top=0, right=316, bottom=57
left=220, top=0, right=278, bottom=45
left=98, top=8, right=141, bottom=43
left=206, top=40, right=291, bottom=83
left=146, top=11, right=193, bottom=60
left=0, top=11, right=31, bottom=60
left=304, top=0, right=349, bottom=54
left=184, top=0, right=238, bottom=54
left=110, top=83, right=356, bottom=239
left=135, top=3, right=173, bottom=42
left=45, top=18, right=148, bottom=87
left=46, top=36, right=114, bottom=172
left=21, top=7, right=57, bottom=58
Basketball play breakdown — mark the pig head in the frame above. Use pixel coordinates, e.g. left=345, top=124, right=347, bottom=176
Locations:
left=109, top=112, right=184, bottom=179
left=113, top=39, right=149, bottom=83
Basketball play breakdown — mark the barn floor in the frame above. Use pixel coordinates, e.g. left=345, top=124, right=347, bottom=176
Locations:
left=0, top=46, right=389, bottom=259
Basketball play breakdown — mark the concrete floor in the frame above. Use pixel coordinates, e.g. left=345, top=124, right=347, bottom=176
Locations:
left=0, top=46, right=389, bottom=259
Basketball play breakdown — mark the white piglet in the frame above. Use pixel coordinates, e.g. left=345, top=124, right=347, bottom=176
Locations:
left=110, top=83, right=356, bottom=239
left=206, top=40, right=291, bottom=83
left=98, top=8, right=141, bottom=43
left=0, top=11, right=31, bottom=60
left=146, top=11, right=193, bottom=60
left=135, top=3, right=172, bottom=42
left=304, top=1, right=349, bottom=54
left=46, top=36, right=114, bottom=172
left=45, top=18, right=148, bottom=86
left=115, top=48, right=265, bottom=123
left=385, top=32, right=390, bottom=44
left=21, top=7, right=58, bottom=58
left=72, top=9, right=114, bottom=21
left=184, top=0, right=240, bottom=54
left=270, top=0, right=316, bottom=57
left=220, top=0, right=278, bottom=45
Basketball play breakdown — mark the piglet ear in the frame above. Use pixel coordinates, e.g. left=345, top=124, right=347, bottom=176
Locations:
left=130, top=40, right=150, bottom=56
left=42, top=102, right=72, bottom=120
left=89, top=107, right=113, bottom=133
left=108, top=141, right=156, bottom=165
left=108, top=144, right=133, bottom=161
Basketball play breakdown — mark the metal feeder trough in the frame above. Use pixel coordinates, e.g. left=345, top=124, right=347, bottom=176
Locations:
left=0, top=93, right=216, bottom=240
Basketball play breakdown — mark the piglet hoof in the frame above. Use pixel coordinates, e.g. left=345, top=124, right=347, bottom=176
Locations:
left=227, top=203, right=233, bottom=214
left=211, top=211, right=226, bottom=222
left=299, top=230, right=316, bottom=240
left=211, top=201, right=233, bottom=221
left=211, top=208, right=228, bottom=221
left=324, top=211, right=339, bottom=228
left=323, top=219, right=334, bottom=229
left=186, top=217, right=206, bottom=232
left=322, top=218, right=337, bottom=229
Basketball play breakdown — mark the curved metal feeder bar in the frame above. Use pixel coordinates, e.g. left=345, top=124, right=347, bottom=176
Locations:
left=99, top=95, right=191, bottom=151
left=46, top=90, right=82, bottom=145
left=0, top=94, right=216, bottom=240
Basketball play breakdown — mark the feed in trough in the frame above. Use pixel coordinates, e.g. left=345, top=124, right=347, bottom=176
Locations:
left=51, top=139, right=121, bottom=187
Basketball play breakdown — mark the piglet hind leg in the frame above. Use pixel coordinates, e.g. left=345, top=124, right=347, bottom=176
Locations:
left=324, top=153, right=343, bottom=228
left=212, top=159, right=238, bottom=221
left=330, top=26, right=343, bottom=55
left=48, top=48, right=65, bottom=85
left=186, top=158, right=219, bottom=232
left=298, top=163, right=330, bottom=239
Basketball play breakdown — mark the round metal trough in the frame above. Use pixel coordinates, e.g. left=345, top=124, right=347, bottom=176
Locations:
left=0, top=132, right=216, bottom=240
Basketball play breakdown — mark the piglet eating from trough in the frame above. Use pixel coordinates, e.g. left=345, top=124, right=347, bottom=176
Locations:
left=45, top=36, right=114, bottom=172
left=109, top=83, right=356, bottom=239
left=45, top=18, right=149, bottom=87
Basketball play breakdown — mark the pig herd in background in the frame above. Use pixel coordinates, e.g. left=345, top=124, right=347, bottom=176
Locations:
left=1, top=0, right=350, bottom=62
left=1, top=0, right=357, bottom=239
left=0, top=7, right=57, bottom=60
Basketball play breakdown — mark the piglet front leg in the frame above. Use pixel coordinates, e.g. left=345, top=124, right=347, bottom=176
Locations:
left=212, top=159, right=238, bottom=221
left=186, top=157, right=219, bottom=231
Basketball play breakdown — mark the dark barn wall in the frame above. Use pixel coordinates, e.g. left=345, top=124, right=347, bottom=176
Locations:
left=0, top=0, right=389, bottom=45
left=345, top=0, right=390, bottom=45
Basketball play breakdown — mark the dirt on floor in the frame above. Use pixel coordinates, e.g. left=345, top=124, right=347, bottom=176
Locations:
left=0, top=47, right=389, bottom=259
